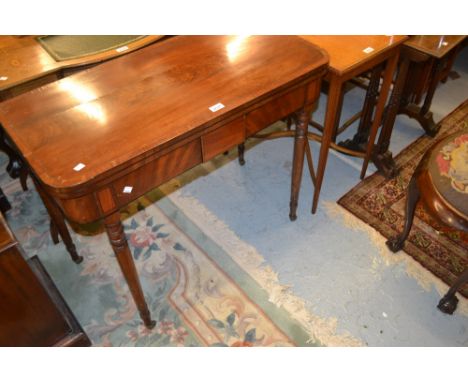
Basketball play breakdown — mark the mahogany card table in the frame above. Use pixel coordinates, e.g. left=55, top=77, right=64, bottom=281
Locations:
left=0, top=36, right=328, bottom=327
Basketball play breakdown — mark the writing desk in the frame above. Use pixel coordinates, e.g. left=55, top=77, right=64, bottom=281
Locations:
left=0, top=36, right=328, bottom=327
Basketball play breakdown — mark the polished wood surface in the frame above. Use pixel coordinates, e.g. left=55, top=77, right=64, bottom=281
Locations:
left=404, top=35, right=466, bottom=59
left=300, top=35, right=407, bottom=76
left=1, top=36, right=327, bottom=195
left=0, top=35, right=164, bottom=95
left=0, top=214, right=90, bottom=346
left=0, top=35, right=328, bottom=326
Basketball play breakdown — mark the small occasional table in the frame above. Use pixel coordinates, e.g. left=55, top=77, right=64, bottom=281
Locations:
left=400, top=35, right=467, bottom=136
left=0, top=36, right=328, bottom=327
left=376, top=36, right=467, bottom=176
left=386, top=130, right=468, bottom=314
left=299, top=35, right=408, bottom=213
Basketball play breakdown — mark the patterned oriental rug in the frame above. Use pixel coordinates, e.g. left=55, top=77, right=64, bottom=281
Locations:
left=338, top=99, right=468, bottom=298
left=0, top=164, right=319, bottom=347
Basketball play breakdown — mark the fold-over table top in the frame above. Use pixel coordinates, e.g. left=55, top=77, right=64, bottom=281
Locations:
left=0, top=36, right=328, bottom=191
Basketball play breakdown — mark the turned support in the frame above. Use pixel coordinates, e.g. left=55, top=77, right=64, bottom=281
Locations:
left=289, top=109, right=310, bottom=221
left=97, top=188, right=155, bottom=329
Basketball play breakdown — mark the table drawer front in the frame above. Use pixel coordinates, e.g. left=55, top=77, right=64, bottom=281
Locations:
left=245, top=86, right=306, bottom=136
left=202, top=118, right=245, bottom=161
left=113, top=139, right=202, bottom=206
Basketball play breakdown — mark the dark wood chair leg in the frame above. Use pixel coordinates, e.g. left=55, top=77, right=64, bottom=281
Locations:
left=103, top=211, right=156, bottom=329
left=386, top=176, right=420, bottom=252
left=238, top=143, right=245, bottom=166
left=32, top=177, right=83, bottom=264
left=437, top=268, right=468, bottom=315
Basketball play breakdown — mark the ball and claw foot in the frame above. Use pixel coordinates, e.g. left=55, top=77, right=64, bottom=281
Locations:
left=437, top=295, right=458, bottom=315
left=385, top=236, right=405, bottom=253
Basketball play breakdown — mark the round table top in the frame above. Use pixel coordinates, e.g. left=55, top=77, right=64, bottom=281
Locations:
left=428, top=129, right=468, bottom=219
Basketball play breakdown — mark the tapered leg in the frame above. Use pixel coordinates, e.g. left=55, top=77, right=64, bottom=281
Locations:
left=289, top=109, right=310, bottom=221
left=437, top=269, right=468, bottom=314
left=33, top=177, right=83, bottom=264
left=312, top=75, right=343, bottom=214
left=103, top=211, right=156, bottom=328
left=386, top=176, right=420, bottom=252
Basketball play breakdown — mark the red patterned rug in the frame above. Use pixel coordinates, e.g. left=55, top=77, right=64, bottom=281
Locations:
left=338, top=100, right=468, bottom=298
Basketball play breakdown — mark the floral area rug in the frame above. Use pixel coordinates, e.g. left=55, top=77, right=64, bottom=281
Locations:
left=0, top=163, right=314, bottom=347
left=338, top=99, right=468, bottom=298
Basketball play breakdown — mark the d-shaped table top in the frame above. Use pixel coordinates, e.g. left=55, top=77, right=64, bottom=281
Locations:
left=0, top=35, right=328, bottom=193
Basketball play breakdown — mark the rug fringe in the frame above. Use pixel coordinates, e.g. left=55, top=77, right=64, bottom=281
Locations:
left=324, top=201, right=468, bottom=317
left=165, top=189, right=364, bottom=346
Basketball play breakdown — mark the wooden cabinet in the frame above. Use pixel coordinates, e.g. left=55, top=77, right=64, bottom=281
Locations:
left=0, top=214, right=90, bottom=346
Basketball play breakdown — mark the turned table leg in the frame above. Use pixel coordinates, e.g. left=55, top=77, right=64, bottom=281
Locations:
left=103, top=211, right=156, bottom=329
left=33, top=177, right=83, bottom=264
left=289, top=109, right=310, bottom=221
left=437, top=268, right=468, bottom=315
left=386, top=175, right=420, bottom=252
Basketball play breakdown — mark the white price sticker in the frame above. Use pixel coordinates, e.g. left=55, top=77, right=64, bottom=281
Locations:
left=116, top=46, right=129, bottom=53
left=123, top=186, right=133, bottom=194
left=442, top=42, right=448, bottom=46
left=0, top=76, right=8, bottom=81
left=73, top=163, right=86, bottom=171
left=363, top=47, right=374, bottom=54
left=209, top=103, right=225, bottom=112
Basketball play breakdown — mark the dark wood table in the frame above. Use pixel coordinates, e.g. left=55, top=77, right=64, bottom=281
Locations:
left=375, top=36, right=467, bottom=178
left=0, top=36, right=328, bottom=327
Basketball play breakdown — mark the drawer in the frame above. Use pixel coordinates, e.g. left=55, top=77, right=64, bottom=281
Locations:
left=112, top=139, right=202, bottom=207
left=202, top=118, right=245, bottom=161
left=245, top=86, right=306, bottom=136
